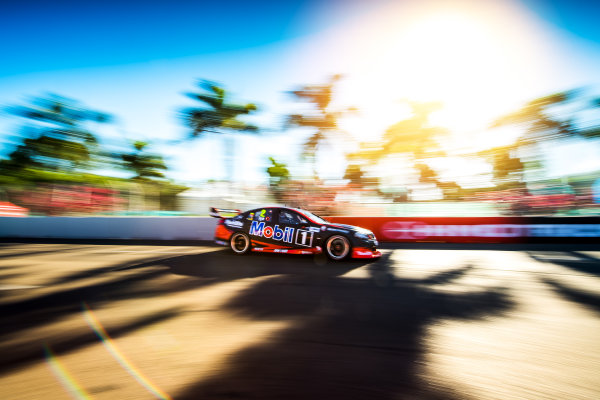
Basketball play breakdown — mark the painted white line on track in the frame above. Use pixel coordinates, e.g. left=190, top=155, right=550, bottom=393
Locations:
left=0, top=284, right=41, bottom=290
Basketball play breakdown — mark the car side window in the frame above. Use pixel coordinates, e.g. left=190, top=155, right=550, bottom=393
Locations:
left=253, top=208, right=274, bottom=222
left=297, top=214, right=309, bottom=224
left=279, top=210, right=306, bottom=225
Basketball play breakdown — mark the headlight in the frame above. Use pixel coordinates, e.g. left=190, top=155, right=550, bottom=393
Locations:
left=354, top=232, right=369, bottom=240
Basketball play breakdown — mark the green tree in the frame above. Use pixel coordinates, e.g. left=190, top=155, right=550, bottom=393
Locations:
left=3, top=94, right=111, bottom=172
left=266, top=156, right=290, bottom=202
left=286, top=75, right=354, bottom=177
left=121, top=141, right=168, bottom=180
left=181, top=80, right=258, bottom=182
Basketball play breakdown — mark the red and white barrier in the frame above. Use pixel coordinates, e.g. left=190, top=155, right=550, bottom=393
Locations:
left=326, top=217, right=600, bottom=243
left=0, top=202, right=28, bottom=217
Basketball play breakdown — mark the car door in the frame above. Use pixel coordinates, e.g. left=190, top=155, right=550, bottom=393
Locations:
left=248, top=207, right=282, bottom=248
left=278, top=209, right=318, bottom=249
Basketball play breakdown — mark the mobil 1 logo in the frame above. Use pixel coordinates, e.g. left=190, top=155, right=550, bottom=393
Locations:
left=295, top=229, right=313, bottom=247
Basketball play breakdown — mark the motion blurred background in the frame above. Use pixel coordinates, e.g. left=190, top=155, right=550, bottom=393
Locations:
left=1, top=0, right=599, bottom=218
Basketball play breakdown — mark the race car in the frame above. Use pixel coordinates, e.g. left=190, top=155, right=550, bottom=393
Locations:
left=210, top=206, right=381, bottom=260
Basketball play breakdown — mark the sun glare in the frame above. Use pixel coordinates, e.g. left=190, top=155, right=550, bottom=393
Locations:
left=332, top=1, right=552, bottom=145
left=325, top=1, right=556, bottom=187
left=381, top=8, right=532, bottom=133
left=396, top=12, right=497, bottom=95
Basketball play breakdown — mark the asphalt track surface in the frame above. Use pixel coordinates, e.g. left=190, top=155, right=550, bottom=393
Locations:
left=1, top=242, right=599, bottom=399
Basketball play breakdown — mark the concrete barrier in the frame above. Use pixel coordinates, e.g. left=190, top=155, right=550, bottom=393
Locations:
left=1, top=216, right=599, bottom=243
left=0, top=217, right=218, bottom=240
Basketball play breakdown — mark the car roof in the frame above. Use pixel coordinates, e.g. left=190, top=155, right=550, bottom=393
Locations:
left=243, top=206, right=328, bottom=225
left=246, top=206, right=307, bottom=213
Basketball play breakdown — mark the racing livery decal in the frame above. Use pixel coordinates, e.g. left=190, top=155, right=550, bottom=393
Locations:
left=224, top=220, right=243, bottom=228
left=294, top=229, right=314, bottom=247
left=250, top=221, right=294, bottom=243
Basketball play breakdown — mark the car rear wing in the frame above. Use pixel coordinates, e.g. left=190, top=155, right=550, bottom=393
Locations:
left=209, top=207, right=242, bottom=218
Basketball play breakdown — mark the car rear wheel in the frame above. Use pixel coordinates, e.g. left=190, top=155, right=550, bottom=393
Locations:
left=230, top=232, right=251, bottom=255
left=325, top=235, right=350, bottom=260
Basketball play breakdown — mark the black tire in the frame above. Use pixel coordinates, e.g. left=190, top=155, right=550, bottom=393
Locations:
left=230, top=232, right=251, bottom=255
left=325, top=235, right=350, bottom=260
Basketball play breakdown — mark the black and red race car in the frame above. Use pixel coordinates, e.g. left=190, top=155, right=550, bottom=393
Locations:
left=211, top=206, right=381, bottom=260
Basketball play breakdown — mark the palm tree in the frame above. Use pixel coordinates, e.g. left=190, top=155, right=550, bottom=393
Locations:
left=491, top=91, right=575, bottom=142
left=477, top=145, right=525, bottom=187
left=349, top=101, right=450, bottom=196
left=180, top=80, right=258, bottom=182
left=286, top=74, right=354, bottom=178
left=4, top=94, right=111, bottom=172
left=121, top=141, right=167, bottom=180
left=578, top=96, right=600, bottom=139
left=380, top=101, right=446, bottom=158
left=485, top=90, right=576, bottom=186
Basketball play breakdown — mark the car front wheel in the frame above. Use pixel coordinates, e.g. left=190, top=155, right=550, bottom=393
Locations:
left=325, top=235, right=350, bottom=260
left=230, top=232, right=251, bottom=254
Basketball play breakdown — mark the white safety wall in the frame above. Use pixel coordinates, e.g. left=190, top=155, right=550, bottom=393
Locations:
left=0, top=217, right=218, bottom=240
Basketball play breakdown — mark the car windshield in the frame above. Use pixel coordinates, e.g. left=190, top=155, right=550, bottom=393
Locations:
left=299, top=209, right=329, bottom=224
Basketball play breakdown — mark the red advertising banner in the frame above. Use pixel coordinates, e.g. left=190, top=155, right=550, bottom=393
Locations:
left=326, top=217, right=600, bottom=243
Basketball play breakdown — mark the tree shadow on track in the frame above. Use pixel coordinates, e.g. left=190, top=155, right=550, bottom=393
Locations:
left=0, top=249, right=367, bottom=377
left=527, top=251, right=600, bottom=277
left=0, top=272, right=25, bottom=281
left=0, top=306, right=183, bottom=375
left=2, top=250, right=365, bottom=339
left=124, top=249, right=371, bottom=281
left=47, top=249, right=364, bottom=287
left=541, top=277, right=600, bottom=316
left=175, top=252, right=514, bottom=400
left=528, top=250, right=600, bottom=315
left=0, top=244, right=100, bottom=261
left=0, top=261, right=190, bottom=375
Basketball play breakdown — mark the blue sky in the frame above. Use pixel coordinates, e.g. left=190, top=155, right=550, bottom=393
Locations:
left=1, top=0, right=380, bottom=75
left=2, top=0, right=306, bottom=75
left=1, top=0, right=599, bottom=185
